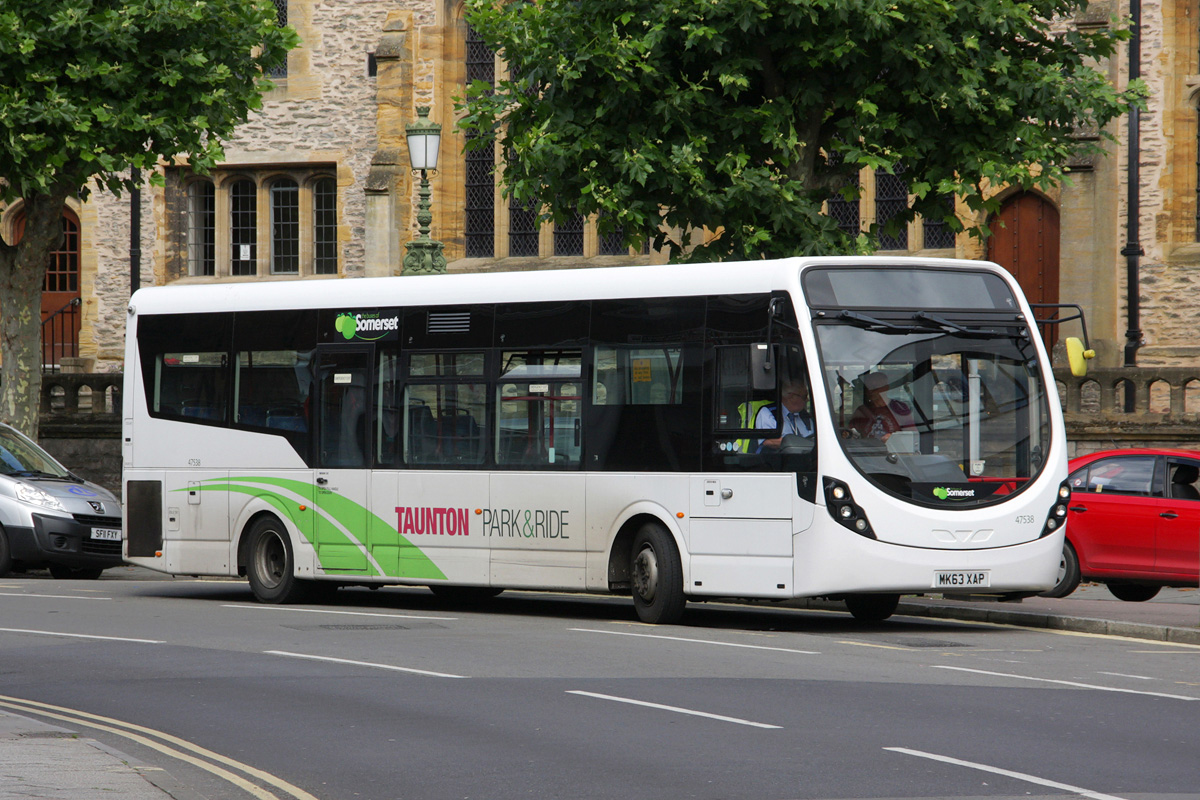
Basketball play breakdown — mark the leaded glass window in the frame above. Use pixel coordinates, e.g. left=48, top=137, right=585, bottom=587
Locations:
left=186, top=180, right=216, bottom=276
left=313, top=177, right=338, bottom=274
left=230, top=180, right=257, bottom=276
left=271, top=179, right=300, bottom=274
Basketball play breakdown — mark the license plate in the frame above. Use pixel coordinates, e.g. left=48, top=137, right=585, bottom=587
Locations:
left=91, top=528, right=122, bottom=542
left=934, top=570, right=990, bottom=589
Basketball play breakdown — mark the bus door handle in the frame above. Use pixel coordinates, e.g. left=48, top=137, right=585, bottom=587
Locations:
left=1068, top=505, right=1087, bottom=513
left=316, top=477, right=328, bottom=485
left=1160, top=511, right=1179, bottom=519
left=574, top=419, right=581, bottom=447
left=721, top=488, right=733, bottom=500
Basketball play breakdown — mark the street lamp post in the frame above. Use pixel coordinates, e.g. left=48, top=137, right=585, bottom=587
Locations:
left=402, top=107, right=447, bottom=275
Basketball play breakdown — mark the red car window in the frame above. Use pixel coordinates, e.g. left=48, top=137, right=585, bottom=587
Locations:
left=1074, top=456, right=1160, bottom=497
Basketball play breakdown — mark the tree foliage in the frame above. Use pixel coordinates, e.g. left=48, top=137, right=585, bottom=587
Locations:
left=0, top=0, right=296, bottom=436
left=460, top=0, right=1143, bottom=262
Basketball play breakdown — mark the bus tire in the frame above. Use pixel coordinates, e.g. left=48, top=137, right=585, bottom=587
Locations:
left=1038, top=541, right=1081, bottom=598
left=1105, top=583, right=1160, bottom=602
left=845, top=593, right=900, bottom=622
left=246, top=516, right=304, bottom=604
left=630, top=522, right=685, bottom=625
left=0, top=525, right=11, bottom=578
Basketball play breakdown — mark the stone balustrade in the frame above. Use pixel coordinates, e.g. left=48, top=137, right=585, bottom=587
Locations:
left=40, top=372, right=123, bottom=418
left=1053, top=366, right=1200, bottom=455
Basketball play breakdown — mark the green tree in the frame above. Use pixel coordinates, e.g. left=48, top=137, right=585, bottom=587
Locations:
left=0, top=0, right=296, bottom=437
left=460, top=0, right=1142, bottom=261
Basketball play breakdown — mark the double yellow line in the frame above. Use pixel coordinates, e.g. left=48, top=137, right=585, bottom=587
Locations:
left=0, top=694, right=319, bottom=800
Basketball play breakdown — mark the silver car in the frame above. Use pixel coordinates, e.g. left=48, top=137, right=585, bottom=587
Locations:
left=0, top=421, right=123, bottom=579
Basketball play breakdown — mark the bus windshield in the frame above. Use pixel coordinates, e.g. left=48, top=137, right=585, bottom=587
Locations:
left=815, top=321, right=1051, bottom=508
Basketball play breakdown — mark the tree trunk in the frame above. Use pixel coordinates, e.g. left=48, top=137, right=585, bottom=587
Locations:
left=0, top=190, right=70, bottom=439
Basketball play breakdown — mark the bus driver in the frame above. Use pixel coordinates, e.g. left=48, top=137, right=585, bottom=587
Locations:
left=755, top=380, right=814, bottom=452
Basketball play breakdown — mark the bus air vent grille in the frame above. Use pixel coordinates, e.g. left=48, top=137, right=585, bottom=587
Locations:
left=428, top=312, right=471, bottom=334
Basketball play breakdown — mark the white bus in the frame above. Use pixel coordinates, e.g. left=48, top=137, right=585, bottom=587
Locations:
left=122, top=257, right=1069, bottom=624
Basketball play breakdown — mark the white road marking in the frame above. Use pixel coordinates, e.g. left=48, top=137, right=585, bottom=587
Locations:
left=838, top=639, right=911, bottom=651
left=265, top=650, right=468, bottom=679
left=885, top=747, right=1128, bottom=800
left=571, top=628, right=819, bottom=654
left=222, top=603, right=454, bottom=621
left=0, top=591, right=112, bottom=600
left=1097, top=671, right=1155, bottom=680
left=0, top=627, right=162, bottom=644
left=933, top=665, right=1199, bottom=701
left=0, top=694, right=317, bottom=800
left=566, top=690, right=782, bottom=729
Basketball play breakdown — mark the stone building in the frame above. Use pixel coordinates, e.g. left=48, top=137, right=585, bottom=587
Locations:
left=0, top=0, right=1192, bottom=373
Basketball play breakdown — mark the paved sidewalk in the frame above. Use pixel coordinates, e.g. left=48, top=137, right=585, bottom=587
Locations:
left=0, top=710, right=177, bottom=800
left=894, top=584, right=1200, bottom=644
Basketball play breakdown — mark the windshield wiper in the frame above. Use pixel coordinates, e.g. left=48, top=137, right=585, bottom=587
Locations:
left=5, top=470, right=64, bottom=479
left=914, top=311, right=1025, bottom=338
left=836, top=310, right=932, bottom=333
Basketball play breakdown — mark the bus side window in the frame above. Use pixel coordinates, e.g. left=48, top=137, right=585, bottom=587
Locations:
left=403, top=351, right=487, bottom=466
left=496, top=350, right=582, bottom=467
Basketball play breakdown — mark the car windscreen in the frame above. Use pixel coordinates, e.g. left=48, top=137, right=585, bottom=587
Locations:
left=0, top=427, right=71, bottom=478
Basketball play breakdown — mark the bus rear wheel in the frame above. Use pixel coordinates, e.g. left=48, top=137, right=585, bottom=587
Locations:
left=844, top=593, right=900, bottom=622
left=630, top=522, right=685, bottom=625
left=247, top=516, right=304, bottom=604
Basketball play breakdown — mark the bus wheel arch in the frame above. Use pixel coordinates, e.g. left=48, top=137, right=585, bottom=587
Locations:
left=606, top=511, right=683, bottom=590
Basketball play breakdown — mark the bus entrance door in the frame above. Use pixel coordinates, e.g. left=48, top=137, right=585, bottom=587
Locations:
left=687, top=474, right=805, bottom=598
left=313, top=346, right=372, bottom=574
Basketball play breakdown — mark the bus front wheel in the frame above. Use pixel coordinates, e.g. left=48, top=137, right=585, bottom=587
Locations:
left=1038, top=541, right=1080, bottom=598
left=845, top=593, right=900, bottom=622
left=247, top=516, right=304, bottom=604
left=630, top=522, right=685, bottom=625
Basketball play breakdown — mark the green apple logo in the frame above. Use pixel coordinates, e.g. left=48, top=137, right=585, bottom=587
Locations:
left=335, top=313, right=357, bottom=340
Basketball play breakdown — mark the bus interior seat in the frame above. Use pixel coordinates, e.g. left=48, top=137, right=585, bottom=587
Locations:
left=181, top=402, right=221, bottom=420
left=238, top=406, right=269, bottom=427
left=407, top=403, right=437, bottom=462
left=266, top=406, right=307, bottom=431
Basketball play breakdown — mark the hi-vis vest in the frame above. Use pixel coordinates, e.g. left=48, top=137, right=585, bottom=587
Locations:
left=735, top=399, right=774, bottom=453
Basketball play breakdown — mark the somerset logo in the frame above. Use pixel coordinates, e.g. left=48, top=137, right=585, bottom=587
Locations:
left=932, top=486, right=977, bottom=500
left=335, top=311, right=399, bottom=341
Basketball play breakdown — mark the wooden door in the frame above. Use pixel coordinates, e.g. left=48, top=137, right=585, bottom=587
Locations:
left=987, top=192, right=1060, bottom=347
left=16, top=209, right=82, bottom=367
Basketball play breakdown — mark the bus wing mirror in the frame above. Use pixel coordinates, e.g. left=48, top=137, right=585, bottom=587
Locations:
left=751, top=343, right=775, bottom=391
left=1065, top=337, right=1095, bottom=377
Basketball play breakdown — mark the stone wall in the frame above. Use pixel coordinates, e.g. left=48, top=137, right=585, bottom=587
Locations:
left=37, top=373, right=123, bottom=496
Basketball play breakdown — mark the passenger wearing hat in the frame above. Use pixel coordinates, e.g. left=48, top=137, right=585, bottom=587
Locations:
left=847, top=372, right=906, bottom=441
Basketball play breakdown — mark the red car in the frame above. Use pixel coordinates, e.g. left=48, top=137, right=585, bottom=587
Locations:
left=1042, top=448, right=1200, bottom=600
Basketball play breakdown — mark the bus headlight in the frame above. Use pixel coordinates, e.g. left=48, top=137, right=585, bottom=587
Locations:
left=1041, top=480, right=1071, bottom=538
left=824, top=478, right=875, bottom=539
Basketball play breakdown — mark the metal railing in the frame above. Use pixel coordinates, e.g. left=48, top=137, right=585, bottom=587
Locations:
left=41, top=297, right=81, bottom=373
